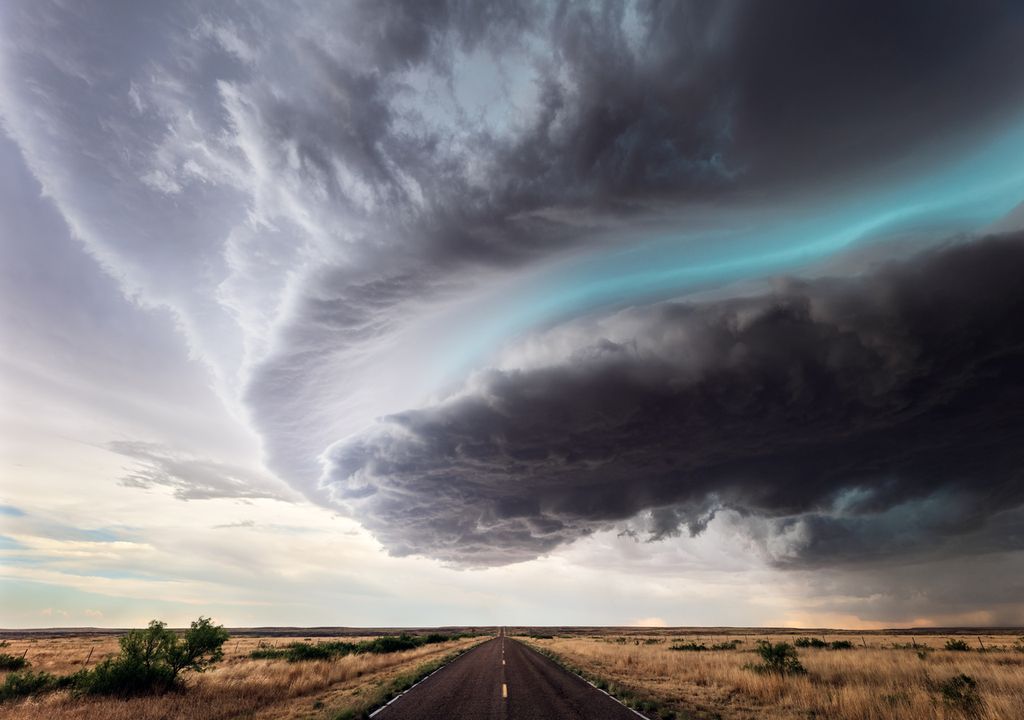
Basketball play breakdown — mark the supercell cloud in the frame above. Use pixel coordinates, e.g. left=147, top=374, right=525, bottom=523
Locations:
left=327, top=235, right=1024, bottom=565
left=3, top=0, right=1024, bottom=584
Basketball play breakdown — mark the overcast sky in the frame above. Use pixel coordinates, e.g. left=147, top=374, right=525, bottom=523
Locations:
left=3, top=0, right=1024, bottom=629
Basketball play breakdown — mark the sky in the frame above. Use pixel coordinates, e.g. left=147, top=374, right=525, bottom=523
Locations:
left=2, top=0, right=1024, bottom=629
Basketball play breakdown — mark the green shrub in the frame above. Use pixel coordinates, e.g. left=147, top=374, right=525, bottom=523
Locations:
left=0, top=653, right=29, bottom=671
left=938, top=673, right=981, bottom=713
left=79, top=617, right=228, bottom=697
left=0, top=670, right=58, bottom=701
left=0, top=666, right=87, bottom=701
left=358, top=635, right=421, bottom=654
left=285, top=642, right=341, bottom=661
left=945, top=639, right=971, bottom=652
left=829, top=640, right=854, bottom=650
left=794, top=637, right=827, bottom=649
left=669, top=641, right=707, bottom=652
left=252, top=632, right=464, bottom=663
left=0, top=617, right=228, bottom=702
left=250, top=641, right=288, bottom=660
left=711, top=640, right=742, bottom=651
left=747, top=641, right=806, bottom=676
left=78, top=655, right=175, bottom=696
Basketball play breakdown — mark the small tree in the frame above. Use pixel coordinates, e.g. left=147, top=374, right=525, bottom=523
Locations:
left=82, top=617, right=228, bottom=696
left=165, top=617, right=229, bottom=681
left=121, top=620, right=175, bottom=671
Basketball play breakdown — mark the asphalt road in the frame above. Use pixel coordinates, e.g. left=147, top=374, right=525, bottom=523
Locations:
left=372, top=630, right=643, bottom=720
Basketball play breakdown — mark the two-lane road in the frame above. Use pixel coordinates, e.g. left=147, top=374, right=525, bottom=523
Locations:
left=373, top=631, right=643, bottom=720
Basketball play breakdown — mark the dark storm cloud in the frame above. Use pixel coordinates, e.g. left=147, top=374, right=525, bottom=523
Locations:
left=6, top=0, right=1024, bottom=577
left=243, top=0, right=1024, bottom=262
left=722, top=1, right=1024, bottom=188
left=230, top=0, right=1024, bottom=501
left=326, top=234, right=1024, bottom=565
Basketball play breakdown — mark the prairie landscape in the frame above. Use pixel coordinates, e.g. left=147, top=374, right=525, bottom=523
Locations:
left=3, top=624, right=1023, bottom=719
left=0, top=626, right=486, bottom=720
left=518, top=628, right=1024, bottom=719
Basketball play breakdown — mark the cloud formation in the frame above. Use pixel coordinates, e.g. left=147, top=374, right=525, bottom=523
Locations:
left=3, top=0, right=1024, bottom=613
left=327, top=235, right=1024, bottom=565
left=110, top=441, right=294, bottom=502
left=5, top=0, right=1024, bottom=505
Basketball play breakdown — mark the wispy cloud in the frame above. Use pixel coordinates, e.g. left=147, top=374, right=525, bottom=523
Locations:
left=109, top=441, right=295, bottom=502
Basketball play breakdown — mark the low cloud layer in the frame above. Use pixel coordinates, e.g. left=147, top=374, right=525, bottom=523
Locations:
left=327, top=235, right=1024, bottom=565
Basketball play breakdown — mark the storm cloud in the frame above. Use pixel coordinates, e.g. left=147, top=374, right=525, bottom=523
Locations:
left=4, top=0, right=1024, bottom=618
left=327, top=234, right=1024, bottom=565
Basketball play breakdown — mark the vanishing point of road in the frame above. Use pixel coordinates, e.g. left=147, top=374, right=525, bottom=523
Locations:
left=372, top=629, right=644, bottom=720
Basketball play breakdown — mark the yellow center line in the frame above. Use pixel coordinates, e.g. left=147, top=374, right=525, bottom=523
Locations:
left=502, top=683, right=508, bottom=698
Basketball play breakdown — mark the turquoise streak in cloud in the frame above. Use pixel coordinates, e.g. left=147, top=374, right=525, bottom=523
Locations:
left=429, top=122, right=1024, bottom=387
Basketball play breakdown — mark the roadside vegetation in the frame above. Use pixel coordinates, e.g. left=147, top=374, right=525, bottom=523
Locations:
left=0, top=627, right=485, bottom=720
left=519, top=630, right=1024, bottom=719
left=1, top=617, right=228, bottom=702
left=0, top=642, right=29, bottom=671
left=249, top=632, right=475, bottom=662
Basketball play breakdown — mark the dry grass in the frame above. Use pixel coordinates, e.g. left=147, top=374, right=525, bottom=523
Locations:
left=521, top=631, right=1024, bottom=720
left=0, top=633, right=486, bottom=720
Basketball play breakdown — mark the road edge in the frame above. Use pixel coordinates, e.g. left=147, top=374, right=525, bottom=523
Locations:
left=366, top=636, right=492, bottom=718
left=514, top=638, right=655, bottom=720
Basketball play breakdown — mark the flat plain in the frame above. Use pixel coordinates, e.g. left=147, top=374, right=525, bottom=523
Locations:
left=0, top=628, right=485, bottom=720
left=515, top=627, right=1024, bottom=719
left=2, top=627, right=1023, bottom=719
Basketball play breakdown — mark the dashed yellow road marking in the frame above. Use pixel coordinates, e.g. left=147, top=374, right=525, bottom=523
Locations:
left=502, top=683, right=508, bottom=698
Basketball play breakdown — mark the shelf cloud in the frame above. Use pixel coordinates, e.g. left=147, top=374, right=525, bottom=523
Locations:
left=327, top=235, right=1024, bottom=565
left=4, top=0, right=1024, bottom=625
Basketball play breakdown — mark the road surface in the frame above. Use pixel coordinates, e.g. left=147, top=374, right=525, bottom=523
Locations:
left=372, top=630, right=643, bottom=719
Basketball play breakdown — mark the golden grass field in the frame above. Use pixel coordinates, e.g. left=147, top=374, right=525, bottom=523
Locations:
left=519, top=629, right=1024, bottom=719
left=3, top=628, right=1023, bottom=719
left=0, top=632, right=486, bottom=720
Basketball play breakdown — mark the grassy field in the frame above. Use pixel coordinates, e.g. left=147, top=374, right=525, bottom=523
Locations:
left=4, top=627, right=1023, bottom=719
left=516, top=628, right=1024, bottom=719
left=0, top=631, right=487, bottom=720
